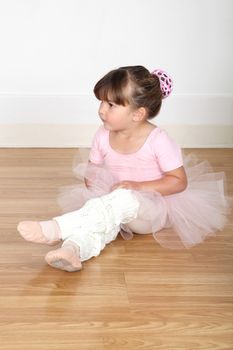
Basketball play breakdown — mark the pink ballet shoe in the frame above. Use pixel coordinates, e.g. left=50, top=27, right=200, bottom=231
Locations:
left=17, top=221, right=61, bottom=245
left=45, top=244, right=82, bottom=272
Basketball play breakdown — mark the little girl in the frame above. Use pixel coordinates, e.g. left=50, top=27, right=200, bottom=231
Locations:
left=17, top=65, right=230, bottom=272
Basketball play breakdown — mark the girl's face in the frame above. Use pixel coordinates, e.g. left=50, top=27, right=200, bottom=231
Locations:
left=98, top=100, right=136, bottom=131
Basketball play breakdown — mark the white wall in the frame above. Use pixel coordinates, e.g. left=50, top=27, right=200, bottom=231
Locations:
left=0, top=0, right=232, bottom=146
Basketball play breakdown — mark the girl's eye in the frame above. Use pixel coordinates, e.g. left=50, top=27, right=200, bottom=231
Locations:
left=108, top=102, right=114, bottom=107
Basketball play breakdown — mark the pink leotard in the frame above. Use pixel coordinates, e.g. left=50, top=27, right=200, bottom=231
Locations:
left=89, top=126, right=183, bottom=183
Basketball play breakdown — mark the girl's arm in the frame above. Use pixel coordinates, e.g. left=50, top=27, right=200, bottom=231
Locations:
left=112, top=166, right=187, bottom=196
left=84, top=177, right=91, bottom=188
left=84, top=161, right=102, bottom=189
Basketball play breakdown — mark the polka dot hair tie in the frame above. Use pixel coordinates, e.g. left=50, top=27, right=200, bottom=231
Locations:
left=151, top=69, right=173, bottom=98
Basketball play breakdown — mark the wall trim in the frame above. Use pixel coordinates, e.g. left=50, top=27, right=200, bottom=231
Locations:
left=0, top=124, right=232, bottom=148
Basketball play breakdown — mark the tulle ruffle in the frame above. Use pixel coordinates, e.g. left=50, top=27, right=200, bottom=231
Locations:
left=57, top=152, right=231, bottom=249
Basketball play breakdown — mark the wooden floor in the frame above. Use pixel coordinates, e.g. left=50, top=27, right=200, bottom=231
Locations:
left=0, top=148, right=232, bottom=350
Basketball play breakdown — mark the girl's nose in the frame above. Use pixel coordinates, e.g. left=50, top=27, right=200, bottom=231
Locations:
left=99, top=102, right=106, bottom=118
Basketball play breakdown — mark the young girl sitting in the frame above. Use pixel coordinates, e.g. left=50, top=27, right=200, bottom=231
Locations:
left=17, top=65, right=230, bottom=272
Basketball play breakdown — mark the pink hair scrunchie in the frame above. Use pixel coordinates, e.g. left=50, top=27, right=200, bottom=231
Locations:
left=151, top=69, right=173, bottom=98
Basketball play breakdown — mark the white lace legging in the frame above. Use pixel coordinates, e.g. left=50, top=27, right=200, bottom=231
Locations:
left=54, top=189, right=140, bottom=261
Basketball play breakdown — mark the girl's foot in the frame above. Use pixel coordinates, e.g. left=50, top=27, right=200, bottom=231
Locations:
left=17, top=220, right=61, bottom=245
left=45, top=243, right=82, bottom=272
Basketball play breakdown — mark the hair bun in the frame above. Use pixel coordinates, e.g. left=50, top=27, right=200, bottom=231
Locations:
left=151, top=69, right=173, bottom=98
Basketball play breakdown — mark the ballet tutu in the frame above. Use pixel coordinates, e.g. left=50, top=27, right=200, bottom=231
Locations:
left=57, top=151, right=231, bottom=249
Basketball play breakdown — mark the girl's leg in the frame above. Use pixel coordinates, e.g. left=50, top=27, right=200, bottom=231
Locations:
left=44, top=193, right=167, bottom=272
left=18, top=189, right=140, bottom=271
left=125, top=193, right=168, bottom=234
left=45, top=189, right=139, bottom=271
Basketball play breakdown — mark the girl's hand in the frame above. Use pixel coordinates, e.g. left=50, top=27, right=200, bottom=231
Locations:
left=111, top=166, right=187, bottom=195
left=112, top=181, right=140, bottom=191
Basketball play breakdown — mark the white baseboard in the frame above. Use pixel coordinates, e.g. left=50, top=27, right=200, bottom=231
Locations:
left=0, top=123, right=232, bottom=148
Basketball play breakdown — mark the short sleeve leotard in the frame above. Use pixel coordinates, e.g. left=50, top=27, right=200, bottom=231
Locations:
left=89, top=126, right=183, bottom=183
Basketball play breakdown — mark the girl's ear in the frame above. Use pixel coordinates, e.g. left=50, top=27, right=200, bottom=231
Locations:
left=132, top=107, right=147, bottom=122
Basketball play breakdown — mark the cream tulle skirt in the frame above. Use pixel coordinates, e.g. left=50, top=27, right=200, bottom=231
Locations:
left=57, top=153, right=231, bottom=249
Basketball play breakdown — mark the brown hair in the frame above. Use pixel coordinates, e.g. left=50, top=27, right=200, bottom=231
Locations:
left=93, top=65, right=163, bottom=119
